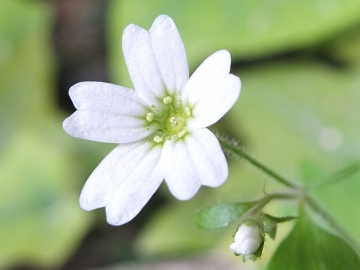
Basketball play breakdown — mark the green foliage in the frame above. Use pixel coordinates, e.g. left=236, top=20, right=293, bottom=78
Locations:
left=105, top=0, right=360, bottom=267
left=0, top=121, right=93, bottom=268
left=135, top=199, right=230, bottom=256
left=135, top=163, right=268, bottom=257
left=195, top=202, right=255, bottom=230
left=0, top=0, right=52, bottom=154
left=108, top=0, right=360, bottom=86
left=232, top=59, right=360, bottom=247
left=268, top=212, right=360, bottom=269
left=0, top=1, right=95, bottom=268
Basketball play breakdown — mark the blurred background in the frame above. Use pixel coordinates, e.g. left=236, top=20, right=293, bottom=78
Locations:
left=2, top=0, right=360, bottom=269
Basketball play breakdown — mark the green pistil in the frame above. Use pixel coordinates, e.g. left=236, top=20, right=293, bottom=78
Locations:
left=165, top=112, right=187, bottom=135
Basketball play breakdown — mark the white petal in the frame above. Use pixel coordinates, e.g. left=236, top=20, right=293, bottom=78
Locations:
left=105, top=144, right=163, bottom=226
left=162, top=128, right=228, bottom=200
left=149, top=15, right=189, bottom=95
left=182, top=50, right=241, bottom=128
left=68, top=82, right=147, bottom=113
left=63, top=110, right=158, bottom=144
left=122, top=24, right=166, bottom=108
left=63, top=82, right=157, bottom=143
left=80, top=140, right=162, bottom=213
left=161, top=138, right=201, bottom=200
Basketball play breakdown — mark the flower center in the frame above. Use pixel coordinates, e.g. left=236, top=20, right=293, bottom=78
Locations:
left=145, top=95, right=192, bottom=143
left=165, top=112, right=187, bottom=135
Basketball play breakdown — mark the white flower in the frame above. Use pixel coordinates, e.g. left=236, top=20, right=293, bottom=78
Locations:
left=63, top=15, right=241, bottom=226
left=230, top=223, right=263, bottom=255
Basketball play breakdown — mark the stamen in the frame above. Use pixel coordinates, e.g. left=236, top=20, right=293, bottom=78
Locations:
left=185, top=107, right=191, bottom=116
left=163, top=96, right=173, bottom=104
left=178, top=130, right=186, bottom=138
left=146, top=112, right=154, bottom=122
left=154, top=136, right=163, bottom=143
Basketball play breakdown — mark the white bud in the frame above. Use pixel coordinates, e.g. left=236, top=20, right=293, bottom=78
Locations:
left=230, top=223, right=263, bottom=255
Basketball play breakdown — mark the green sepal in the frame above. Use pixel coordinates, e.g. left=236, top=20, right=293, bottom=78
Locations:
left=261, top=214, right=277, bottom=240
left=253, top=239, right=264, bottom=258
left=195, top=202, right=255, bottom=230
left=264, top=214, right=298, bottom=224
left=261, top=213, right=298, bottom=239
left=241, top=241, right=264, bottom=262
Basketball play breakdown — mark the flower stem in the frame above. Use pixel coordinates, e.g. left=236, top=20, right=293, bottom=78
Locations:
left=218, top=136, right=298, bottom=189
left=249, top=192, right=299, bottom=213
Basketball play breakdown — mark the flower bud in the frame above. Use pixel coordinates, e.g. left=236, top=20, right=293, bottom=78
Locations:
left=230, top=222, right=263, bottom=255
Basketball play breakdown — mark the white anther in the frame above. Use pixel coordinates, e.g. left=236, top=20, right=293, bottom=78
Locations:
left=154, top=136, right=163, bottom=143
left=178, top=130, right=186, bottom=138
left=163, top=96, right=173, bottom=104
left=185, top=107, right=191, bottom=116
left=146, top=112, right=154, bottom=122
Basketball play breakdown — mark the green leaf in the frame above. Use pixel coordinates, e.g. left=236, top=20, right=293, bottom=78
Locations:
left=195, top=202, right=255, bottom=230
left=268, top=212, right=360, bottom=270
left=324, top=26, right=360, bottom=66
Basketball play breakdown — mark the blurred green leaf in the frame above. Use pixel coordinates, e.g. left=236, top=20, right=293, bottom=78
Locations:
left=0, top=82, right=99, bottom=268
left=135, top=198, right=228, bottom=256
left=300, top=160, right=328, bottom=187
left=195, top=202, right=255, bottom=230
left=324, top=26, right=360, bottom=66
left=268, top=211, right=360, bottom=269
left=108, top=0, right=360, bottom=87
left=0, top=1, right=94, bottom=268
left=0, top=0, right=54, bottom=155
left=0, top=0, right=49, bottom=44
left=0, top=118, right=93, bottom=269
